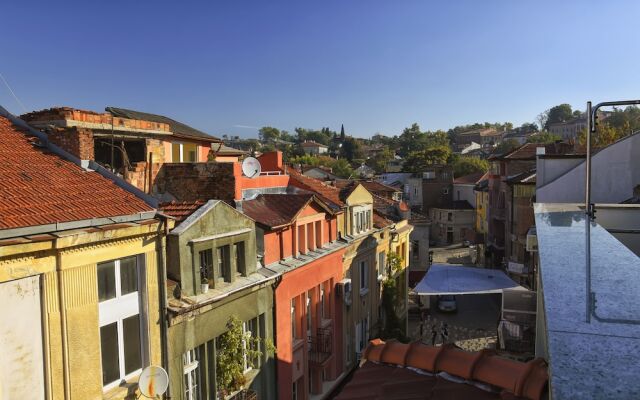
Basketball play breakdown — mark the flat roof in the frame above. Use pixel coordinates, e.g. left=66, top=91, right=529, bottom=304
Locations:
left=534, top=203, right=640, bottom=399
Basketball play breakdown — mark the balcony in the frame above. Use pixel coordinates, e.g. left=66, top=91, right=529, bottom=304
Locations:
left=308, top=326, right=332, bottom=367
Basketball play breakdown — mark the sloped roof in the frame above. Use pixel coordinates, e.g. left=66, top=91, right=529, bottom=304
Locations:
left=287, top=167, right=344, bottom=209
left=159, top=200, right=206, bottom=222
left=215, top=144, right=247, bottom=156
left=335, top=339, right=548, bottom=400
left=300, top=140, right=328, bottom=148
left=373, top=210, right=394, bottom=229
left=241, top=193, right=315, bottom=229
left=359, top=180, right=401, bottom=194
left=0, top=116, right=153, bottom=230
left=106, top=106, right=221, bottom=142
left=506, top=170, right=536, bottom=184
left=454, top=171, right=486, bottom=185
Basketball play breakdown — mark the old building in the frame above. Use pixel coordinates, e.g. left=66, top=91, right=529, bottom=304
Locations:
left=473, top=175, right=490, bottom=265
left=455, top=128, right=503, bottom=150
left=505, top=170, right=537, bottom=287
left=0, top=108, right=167, bottom=400
left=420, top=165, right=454, bottom=214
left=453, top=171, right=486, bottom=209
left=161, top=200, right=276, bottom=399
left=300, top=140, right=329, bottom=155
left=20, top=106, right=230, bottom=193
left=429, top=201, right=475, bottom=245
left=241, top=192, right=347, bottom=400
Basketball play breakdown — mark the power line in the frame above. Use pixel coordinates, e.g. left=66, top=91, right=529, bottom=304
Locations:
left=0, top=72, right=28, bottom=113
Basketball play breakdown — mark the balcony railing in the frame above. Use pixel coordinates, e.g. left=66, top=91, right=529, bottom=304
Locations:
left=229, top=389, right=258, bottom=400
left=308, top=326, right=332, bottom=366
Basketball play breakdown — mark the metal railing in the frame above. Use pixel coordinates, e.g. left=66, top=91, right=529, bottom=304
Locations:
left=308, top=326, right=332, bottom=365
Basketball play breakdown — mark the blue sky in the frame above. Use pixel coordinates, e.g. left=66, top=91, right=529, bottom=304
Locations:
left=1, top=0, right=639, bottom=138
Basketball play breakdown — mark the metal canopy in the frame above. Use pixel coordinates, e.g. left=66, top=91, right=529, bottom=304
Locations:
left=414, top=264, right=525, bottom=295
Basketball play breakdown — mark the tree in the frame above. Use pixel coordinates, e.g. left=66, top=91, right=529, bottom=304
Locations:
left=544, top=104, right=574, bottom=130
left=366, top=146, right=394, bottom=174
left=494, top=139, right=521, bottom=155
left=379, top=252, right=407, bottom=341
left=402, top=145, right=452, bottom=172
left=215, top=316, right=274, bottom=397
left=340, top=136, right=364, bottom=161
left=331, top=159, right=353, bottom=178
left=527, top=131, right=561, bottom=144
left=577, top=123, right=623, bottom=148
left=452, top=156, right=489, bottom=178
left=258, top=126, right=280, bottom=142
left=398, top=123, right=424, bottom=158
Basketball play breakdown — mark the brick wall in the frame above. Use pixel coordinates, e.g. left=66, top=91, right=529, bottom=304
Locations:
left=21, top=107, right=171, bottom=132
left=153, top=162, right=236, bottom=202
left=48, top=127, right=94, bottom=160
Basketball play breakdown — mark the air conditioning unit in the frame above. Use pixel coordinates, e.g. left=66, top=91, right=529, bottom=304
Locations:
left=526, top=231, right=538, bottom=252
left=336, top=279, right=352, bottom=306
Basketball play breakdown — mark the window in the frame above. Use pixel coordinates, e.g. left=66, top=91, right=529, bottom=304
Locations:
left=98, top=256, right=144, bottom=389
left=215, top=245, right=230, bottom=283
left=411, top=241, right=419, bottom=261
left=199, top=249, right=213, bottom=283
left=306, top=292, right=312, bottom=340
left=359, top=261, right=368, bottom=292
left=243, top=317, right=260, bottom=372
left=291, top=299, right=297, bottom=339
left=172, top=142, right=198, bottom=162
left=183, top=348, right=201, bottom=400
left=352, top=205, right=372, bottom=235
left=234, top=242, right=246, bottom=276
left=292, top=379, right=300, bottom=400
left=447, top=212, right=452, bottom=222
left=378, top=252, right=386, bottom=277
left=320, top=285, right=325, bottom=319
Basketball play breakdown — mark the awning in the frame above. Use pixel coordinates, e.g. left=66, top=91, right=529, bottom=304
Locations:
left=414, top=264, right=526, bottom=295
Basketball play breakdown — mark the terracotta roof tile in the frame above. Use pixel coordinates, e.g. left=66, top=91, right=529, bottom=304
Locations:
left=159, top=200, right=206, bottom=222
left=336, top=339, right=549, bottom=400
left=287, top=168, right=344, bottom=208
left=359, top=180, right=401, bottom=194
left=0, top=116, right=153, bottom=230
left=454, top=171, right=487, bottom=184
left=241, top=193, right=314, bottom=229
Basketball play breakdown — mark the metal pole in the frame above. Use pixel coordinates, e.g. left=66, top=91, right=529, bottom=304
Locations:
left=585, top=101, right=592, bottom=323
left=585, top=101, right=592, bottom=218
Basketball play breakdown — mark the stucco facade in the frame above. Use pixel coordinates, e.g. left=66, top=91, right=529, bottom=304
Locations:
left=164, top=200, right=276, bottom=399
left=0, top=221, right=166, bottom=400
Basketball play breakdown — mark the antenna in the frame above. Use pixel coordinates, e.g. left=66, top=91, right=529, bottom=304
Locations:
left=242, top=156, right=261, bottom=178
left=138, top=365, right=169, bottom=398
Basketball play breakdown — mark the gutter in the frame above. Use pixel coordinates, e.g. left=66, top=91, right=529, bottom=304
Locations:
left=157, top=215, right=171, bottom=399
left=0, top=211, right=157, bottom=240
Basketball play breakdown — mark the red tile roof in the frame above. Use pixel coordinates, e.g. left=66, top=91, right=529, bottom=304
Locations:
left=454, top=171, right=487, bottom=184
left=159, top=200, right=206, bottom=222
left=287, top=168, right=344, bottom=208
left=359, top=180, right=401, bottom=194
left=241, top=193, right=315, bottom=229
left=335, top=339, right=548, bottom=400
left=0, top=116, right=153, bottom=230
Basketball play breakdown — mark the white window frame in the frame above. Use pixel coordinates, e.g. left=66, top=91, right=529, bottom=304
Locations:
left=351, top=205, right=372, bottom=235
left=98, top=254, right=147, bottom=391
left=183, top=348, right=200, bottom=400
left=172, top=142, right=199, bottom=162
left=242, top=319, right=258, bottom=373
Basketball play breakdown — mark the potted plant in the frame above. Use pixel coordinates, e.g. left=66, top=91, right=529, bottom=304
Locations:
left=200, top=265, right=210, bottom=294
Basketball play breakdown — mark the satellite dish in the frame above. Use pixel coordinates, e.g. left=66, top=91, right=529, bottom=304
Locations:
left=242, top=156, right=261, bottom=178
left=138, top=365, right=169, bottom=398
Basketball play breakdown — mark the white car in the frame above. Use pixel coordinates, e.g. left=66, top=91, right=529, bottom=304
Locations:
left=437, top=295, right=457, bottom=312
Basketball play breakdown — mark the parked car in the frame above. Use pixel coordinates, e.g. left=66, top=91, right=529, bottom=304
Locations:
left=437, top=295, right=457, bottom=312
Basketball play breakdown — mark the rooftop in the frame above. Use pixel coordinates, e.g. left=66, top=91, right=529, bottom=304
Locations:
left=454, top=171, right=487, bottom=185
left=106, top=106, right=221, bottom=142
left=0, top=115, right=153, bottom=232
left=533, top=203, right=640, bottom=399
left=159, top=200, right=206, bottom=222
left=241, top=193, right=330, bottom=229
left=334, top=339, right=548, bottom=400
left=287, top=167, right=344, bottom=209
left=300, top=140, right=328, bottom=148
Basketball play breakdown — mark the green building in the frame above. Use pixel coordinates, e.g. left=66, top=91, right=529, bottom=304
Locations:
left=162, top=200, right=276, bottom=400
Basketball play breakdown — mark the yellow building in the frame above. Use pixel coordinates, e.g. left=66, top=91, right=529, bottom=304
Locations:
left=0, top=112, right=170, bottom=400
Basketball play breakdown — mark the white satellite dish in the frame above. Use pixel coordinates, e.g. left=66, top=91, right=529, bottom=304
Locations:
left=138, top=365, right=169, bottom=398
left=242, top=156, right=262, bottom=178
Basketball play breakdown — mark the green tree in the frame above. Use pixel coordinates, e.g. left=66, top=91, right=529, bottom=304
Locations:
left=340, top=136, right=364, bottom=161
left=544, top=104, right=574, bottom=129
left=577, top=123, right=623, bottom=148
left=331, top=159, right=353, bottom=178
left=215, top=316, right=274, bottom=397
left=402, top=145, right=452, bottom=172
left=258, top=126, right=280, bottom=142
left=494, top=139, right=521, bottom=155
left=366, top=146, right=395, bottom=174
left=453, top=156, right=489, bottom=178
left=379, top=252, right=407, bottom=341
left=527, top=131, right=561, bottom=144
left=398, top=123, right=424, bottom=157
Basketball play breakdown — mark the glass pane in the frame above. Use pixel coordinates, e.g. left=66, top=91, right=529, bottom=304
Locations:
left=172, top=143, right=181, bottom=162
left=97, top=261, right=116, bottom=302
left=199, top=249, right=212, bottom=281
left=120, top=256, right=138, bottom=296
left=235, top=242, right=245, bottom=276
left=100, top=323, right=120, bottom=385
left=123, top=314, right=142, bottom=374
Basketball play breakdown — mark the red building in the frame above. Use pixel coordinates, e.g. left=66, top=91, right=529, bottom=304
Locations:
left=240, top=155, right=349, bottom=400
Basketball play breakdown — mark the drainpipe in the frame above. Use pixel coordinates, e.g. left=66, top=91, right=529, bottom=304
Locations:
left=157, top=215, right=171, bottom=399
left=40, top=273, right=52, bottom=400
left=56, top=253, right=71, bottom=400
left=271, top=275, right=283, bottom=400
